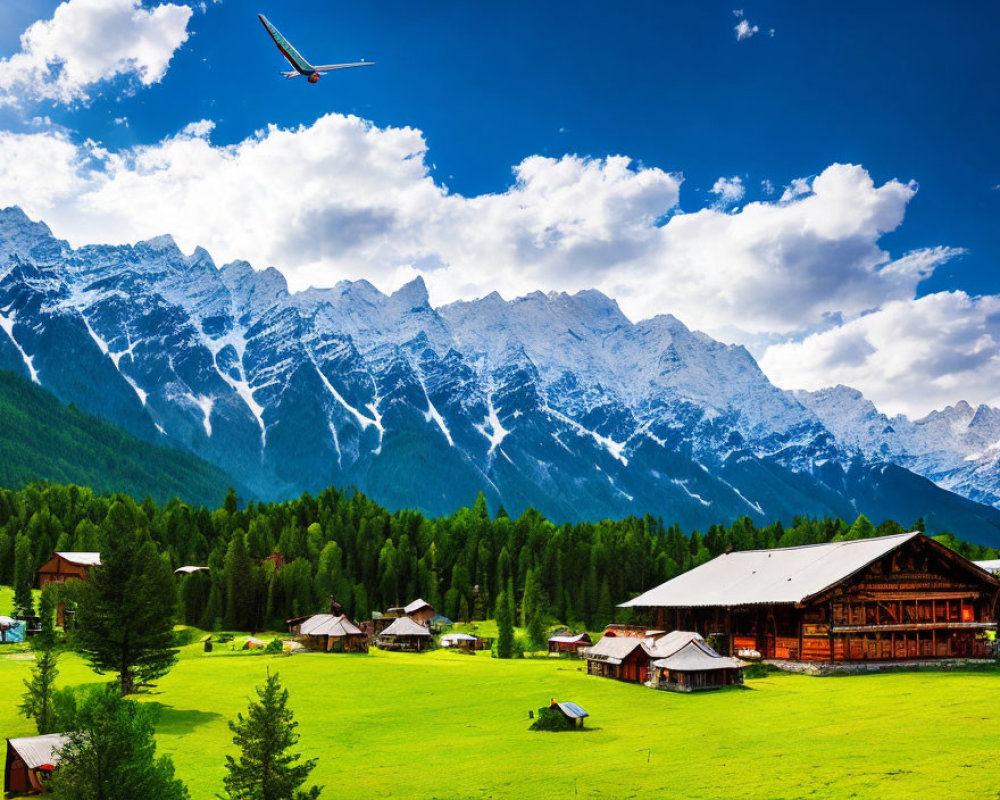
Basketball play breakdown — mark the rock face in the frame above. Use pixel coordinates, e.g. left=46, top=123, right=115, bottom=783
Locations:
left=2, top=206, right=999, bottom=544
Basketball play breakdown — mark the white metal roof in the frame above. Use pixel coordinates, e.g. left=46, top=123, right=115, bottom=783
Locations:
left=648, top=630, right=703, bottom=658
left=379, top=616, right=432, bottom=637
left=548, top=633, right=589, bottom=644
left=585, top=636, right=652, bottom=665
left=441, top=632, right=478, bottom=643
left=173, top=565, right=209, bottom=575
left=7, top=734, right=70, bottom=768
left=298, top=614, right=364, bottom=638
left=54, top=552, right=101, bottom=567
left=974, top=559, right=1000, bottom=574
left=404, top=598, right=433, bottom=614
left=652, top=640, right=744, bottom=672
left=621, top=532, right=922, bottom=608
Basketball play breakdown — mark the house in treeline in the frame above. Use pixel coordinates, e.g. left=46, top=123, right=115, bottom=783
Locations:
left=547, top=632, right=592, bottom=655
left=4, top=733, right=69, bottom=795
left=584, top=636, right=654, bottom=683
left=650, top=639, right=745, bottom=692
left=376, top=616, right=435, bottom=651
left=35, top=552, right=101, bottom=626
left=621, top=532, right=1000, bottom=664
left=286, top=598, right=368, bottom=653
left=385, top=598, right=436, bottom=624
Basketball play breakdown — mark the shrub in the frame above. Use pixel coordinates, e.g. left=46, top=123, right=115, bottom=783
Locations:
left=529, top=706, right=573, bottom=732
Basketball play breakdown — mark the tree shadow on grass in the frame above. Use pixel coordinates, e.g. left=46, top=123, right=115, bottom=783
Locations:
left=146, top=702, right=223, bottom=736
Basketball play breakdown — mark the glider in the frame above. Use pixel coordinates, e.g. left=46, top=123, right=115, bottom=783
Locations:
left=258, top=14, right=373, bottom=84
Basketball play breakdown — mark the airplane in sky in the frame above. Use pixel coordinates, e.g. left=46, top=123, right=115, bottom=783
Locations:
left=258, top=14, right=373, bottom=84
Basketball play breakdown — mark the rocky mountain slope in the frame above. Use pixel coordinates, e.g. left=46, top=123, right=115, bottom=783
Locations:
left=1, top=206, right=998, bottom=544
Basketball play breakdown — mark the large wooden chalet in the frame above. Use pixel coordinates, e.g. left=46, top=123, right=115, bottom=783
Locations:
left=621, top=532, right=1000, bottom=663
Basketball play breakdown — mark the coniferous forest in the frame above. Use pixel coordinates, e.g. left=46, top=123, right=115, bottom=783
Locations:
left=3, top=481, right=998, bottom=633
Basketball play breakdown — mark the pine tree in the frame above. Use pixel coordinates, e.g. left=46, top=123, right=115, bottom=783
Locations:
left=596, top=578, right=614, bottom=629
left=20, top=648, right=59, bottom=734
left=225, top=530, right=255, bottom=630
left=13, top=531, right=34, bottom=617
left=72, top=502, right=178, bottom=695
left=223, top=670, right=322, bottom=800
left=495, top=590, right=514, bottom=659
left=48, top=686, right=188, bottom=800
left=36, top=585, right=58, bottom=649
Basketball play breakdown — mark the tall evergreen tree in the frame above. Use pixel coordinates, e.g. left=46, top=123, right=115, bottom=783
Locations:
left=223, top=670, right=322, bottom=800
left=36, top=585, right=58, bottom=649
left=20, top=648, right=59, bottom=734
left=73, top=502, right=178, bottom=695
left=225, top=530, right=255, bottom=630
left=495, top=589, right=514, bottom=659
left=13, top=531, right=34, bottom=617
left=48, top=686, right=188, bottom=800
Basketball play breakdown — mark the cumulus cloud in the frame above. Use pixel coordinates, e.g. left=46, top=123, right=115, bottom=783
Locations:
left=0, top=0, right=193, bottom=106
left=0, top=114, right=955, bottom=350
left=710, top=176, right=745, bottom=208
left=735, top=18, right=759, bottom=41
left=780, top=177, right=812, bottom=202
left=760, top=292, right=1000, bottom=417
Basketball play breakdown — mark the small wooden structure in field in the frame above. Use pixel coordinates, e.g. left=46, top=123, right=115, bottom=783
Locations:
left=287, top=598, right=368, bottom=653
left=547, top=632, right=591, bottom=656
left=440, top=632, right=481, bottom=651
left=376, top=616, right=434, bottom=652
left=4, top=733, right=68, bottom=795
left=650, top=640, right=745, bottom=692
left=585, top=636, right=654, bottom=683
left=530, top=700, right=589, bottom=731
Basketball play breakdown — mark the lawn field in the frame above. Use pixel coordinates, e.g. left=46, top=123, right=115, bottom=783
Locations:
left=2, top=632, right=999, bottom=800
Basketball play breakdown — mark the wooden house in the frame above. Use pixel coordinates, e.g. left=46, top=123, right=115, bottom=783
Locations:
left=585, top=636, right=653, bottom=683
left=376, top=616, right=434, bottom=651
left=547, top=632, right=592, bottom=655
left=4, top=733, right=68, bottom=795
left=622, top=532, right=1000, bottom=663
left=440, top=632, right=491, bottom=651
left=650, top=640, right=745, bottom=692
left=287, top=598, right=368, bottom=653
left=35, top=552, right=100, bottom=589
left=35, top=552, right=101, bottom=627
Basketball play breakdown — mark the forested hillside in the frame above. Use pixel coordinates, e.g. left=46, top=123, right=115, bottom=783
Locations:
left=0, top=369, right=238, bottom=507
left=3, top=481, right=997, bottom=632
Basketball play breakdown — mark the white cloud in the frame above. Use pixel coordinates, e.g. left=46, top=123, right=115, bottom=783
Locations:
left=761, top=178, right=775, bottom=195
left=0, top=0, right=193, bottom=107
left=710, top=176, right=745, bottom=207
left=0, top=114, right=965, bottom=398
left=760, top=291, right=1000, bottom=417
left=780, top=176, right=812, bottom=202
left=735, top=19, right=759, bottom=40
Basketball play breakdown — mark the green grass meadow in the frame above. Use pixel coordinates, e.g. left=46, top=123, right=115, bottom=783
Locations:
left=2, top=624, right=999, bottom=800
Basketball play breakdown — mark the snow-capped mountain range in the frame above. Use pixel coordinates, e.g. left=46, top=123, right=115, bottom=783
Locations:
left=1, top=206, right=999, bottom=544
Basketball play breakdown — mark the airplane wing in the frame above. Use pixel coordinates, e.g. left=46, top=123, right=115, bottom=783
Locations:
left=312, top=62, right=376, bottom=72
left=258, top=14, right=313, bottom=74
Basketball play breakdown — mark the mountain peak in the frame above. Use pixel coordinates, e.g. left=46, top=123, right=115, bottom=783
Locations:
left=390, top=275, right=430, bottom=308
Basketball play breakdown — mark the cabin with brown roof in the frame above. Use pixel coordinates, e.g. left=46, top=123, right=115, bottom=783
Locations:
left=650, top=640, right=745, bottom=692
left=622, top=532, right=1000, bottom=664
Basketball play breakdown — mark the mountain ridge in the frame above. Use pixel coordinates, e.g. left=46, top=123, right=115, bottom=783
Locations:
left=2, top=206, right=999, bottom=544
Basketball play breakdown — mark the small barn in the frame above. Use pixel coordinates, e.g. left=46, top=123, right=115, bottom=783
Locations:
left=585, top=636, right=653, bottom=683
left=440, top=632, right=479, bottom=651
left=376, top=616, right=434, bottom=652
left=548, top=632, right=592, bottom=655
left=4, top=733, right=69, bottom=795
left=650, top=640, right=745, bottom=692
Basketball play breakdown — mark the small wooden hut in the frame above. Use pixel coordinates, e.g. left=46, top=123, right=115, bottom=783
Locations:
left=547, top=632, right=592, bottom=655
left=376, top=616, right=434, bottom=651
left=287, top=598, right=368, bottom=653
left=585, top=636, right=653, bottom=683
left=650, top=639, right=745, bottom=692
left=4, top=733, right=69, bottom=795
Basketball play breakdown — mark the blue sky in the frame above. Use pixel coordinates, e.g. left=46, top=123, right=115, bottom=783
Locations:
left=0, top=0, right=997, bottom=415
